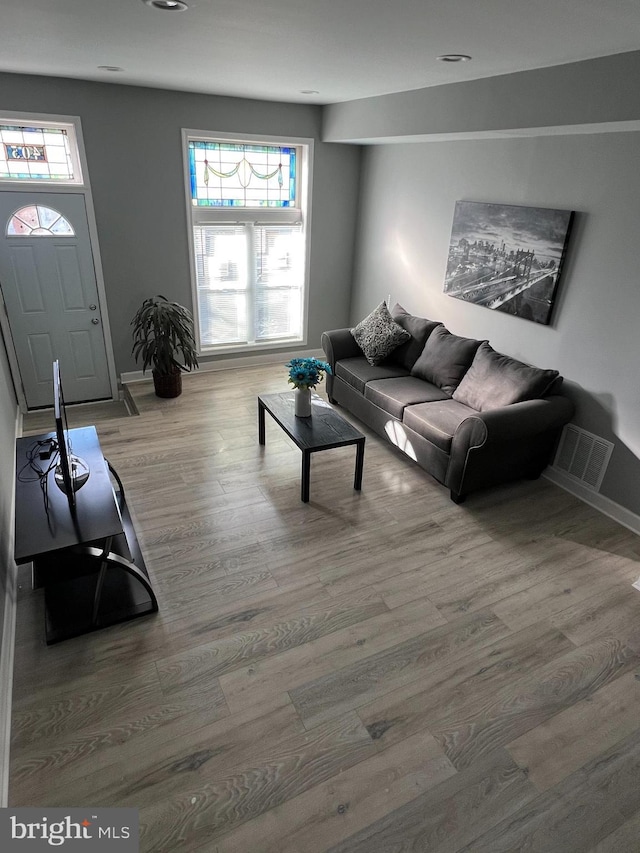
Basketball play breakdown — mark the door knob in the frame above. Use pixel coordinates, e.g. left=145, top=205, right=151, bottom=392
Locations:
left=91, top=318, right=100, bottom=325
left=89, top=304, right=97, bottom=310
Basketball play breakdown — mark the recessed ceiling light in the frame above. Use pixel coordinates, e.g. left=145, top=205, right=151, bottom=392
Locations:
left=143, top=0, right=188, bottom=10
left=97, top=66, right=124, bottom=72
left=437, top=54, right=472, bottom=63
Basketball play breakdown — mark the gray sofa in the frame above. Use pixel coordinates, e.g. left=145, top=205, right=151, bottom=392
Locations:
left=321, top=303, right=574, bottom=503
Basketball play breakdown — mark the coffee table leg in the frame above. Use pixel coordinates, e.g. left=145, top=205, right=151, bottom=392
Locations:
left=354, top=438, right=365, bottom=491
left=301, top=450, right=311, bottom=502
left=258, top=399, right=266, bottom=445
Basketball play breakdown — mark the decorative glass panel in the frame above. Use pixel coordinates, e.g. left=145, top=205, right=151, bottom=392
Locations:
left=189, top=141, right=296, bottom=208
left=15, top=205, right=39, bottom=229
left=49, top=217, right=74, bottom=235
left=39, top=206, right=62, bottom=228
left=6, top=205, right=75, bottom=237
left=0, top=124, right=75, bottom=181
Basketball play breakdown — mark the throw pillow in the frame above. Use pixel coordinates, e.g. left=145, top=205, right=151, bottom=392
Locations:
left=388, top=303, right=441, bottom=370
left=351, top=301, right=411, bottom=366
left=411, top=324, right=482, bottom=396
left=452, top=341, right=560, bottom=411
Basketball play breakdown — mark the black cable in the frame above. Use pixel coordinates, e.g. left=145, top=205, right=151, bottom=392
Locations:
left=18, top=438, right=60, bottom=520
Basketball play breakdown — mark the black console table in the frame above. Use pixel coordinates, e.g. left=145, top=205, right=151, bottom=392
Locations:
left=258, top=392, right=365, bottom=503
left=14, top=426, right=158, bottom=644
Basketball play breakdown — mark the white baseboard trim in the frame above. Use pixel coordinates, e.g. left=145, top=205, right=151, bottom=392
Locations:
left=544, top=466, right=640, bottom=537
left=120, top=348, right=325, bottom=385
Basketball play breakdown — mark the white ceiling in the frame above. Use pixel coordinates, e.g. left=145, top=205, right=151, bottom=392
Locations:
left=2, top=0, right=640, bottom=105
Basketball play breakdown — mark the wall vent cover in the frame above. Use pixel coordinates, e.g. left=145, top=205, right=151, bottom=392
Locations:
left=552, top=423, right=613, bottom=491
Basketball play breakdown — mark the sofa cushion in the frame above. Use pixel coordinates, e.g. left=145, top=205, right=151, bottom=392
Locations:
left=335, top=357, right=409, bottom=394
left=402, top=399, right=476, bottom=453
left=410, top=325, right=483, bottom=396
left=351, top=301, right=411, bottom=366
left=364, top=376, right=449, bottom=419
left=452, top=341, right=561, bottom=411
left=387, top=304, right=441, bottom=370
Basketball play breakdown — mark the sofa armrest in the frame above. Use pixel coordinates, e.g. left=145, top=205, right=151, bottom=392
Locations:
left=321, top=328, right=363, bottom=370
left=446, top=395, right=575, bottom=499
left=453, top=395, right=575, bottom=449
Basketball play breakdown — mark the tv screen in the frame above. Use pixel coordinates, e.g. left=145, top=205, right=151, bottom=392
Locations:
left=53, top=360, right=89, bottom=508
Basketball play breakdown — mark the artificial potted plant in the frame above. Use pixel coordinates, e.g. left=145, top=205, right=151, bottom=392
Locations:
left=131, top=294, right=199, bottom=398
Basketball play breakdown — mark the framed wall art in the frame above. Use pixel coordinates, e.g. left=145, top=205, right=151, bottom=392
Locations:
left=443, top=200, right=574, bottom=325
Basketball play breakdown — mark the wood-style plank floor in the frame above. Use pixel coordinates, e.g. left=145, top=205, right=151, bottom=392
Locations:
left=10, top=365, right=640, bottom=852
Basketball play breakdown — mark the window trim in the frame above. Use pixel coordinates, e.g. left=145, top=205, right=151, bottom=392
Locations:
left=0, top=112, right=85, bottom=186
left=182, top=129, right=313, bottom=355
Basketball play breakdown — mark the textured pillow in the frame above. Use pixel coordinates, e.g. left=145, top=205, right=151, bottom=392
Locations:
left=452, top=341, right=560, bottom=411
left=388, top=303, right=441, bottom=370
left=351, top=301, right=411, bottom=366
left=410, top=324, right=482, bottom=396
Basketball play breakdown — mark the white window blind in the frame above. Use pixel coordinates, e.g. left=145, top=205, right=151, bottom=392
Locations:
left=194, top=222, right=304, bottom=347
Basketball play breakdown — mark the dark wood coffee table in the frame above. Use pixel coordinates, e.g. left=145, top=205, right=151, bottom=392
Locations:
left=258, top=392, right=365, bottom=503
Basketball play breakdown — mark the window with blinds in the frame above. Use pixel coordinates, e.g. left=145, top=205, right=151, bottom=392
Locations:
left=184, top=133, right=311, bottom=351
left=194, top=223, right=304, bottom=346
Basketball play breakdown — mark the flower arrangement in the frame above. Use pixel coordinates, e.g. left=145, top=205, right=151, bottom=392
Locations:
left=286, top=357, right=332, bottom=390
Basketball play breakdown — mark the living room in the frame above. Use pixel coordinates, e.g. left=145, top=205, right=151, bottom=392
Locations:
left=1, top=2, right=640, bottom=849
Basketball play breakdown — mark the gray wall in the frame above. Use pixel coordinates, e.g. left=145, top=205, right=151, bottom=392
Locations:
left=0, top=325, right=18, bottom=800
left=349, top=132, right=640, bottom=515
left=326, top=47, right=640, bottom=519
left=324, top=50, right=640, bottom=143
left=0, top=332, right=17, bottom=638
left=0, top=73, right=360, bottom=374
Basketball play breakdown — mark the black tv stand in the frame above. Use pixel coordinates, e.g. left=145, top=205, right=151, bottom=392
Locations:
left=15, top=426, right=158, bottom=645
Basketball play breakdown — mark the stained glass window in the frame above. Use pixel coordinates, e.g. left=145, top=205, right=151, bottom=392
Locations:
left=185, top=132, right=310, bottom=352
left=188, top=141, right=296, bottom=208
left=0, top=124, right=76, bottom=182
left=6, top=205, right=75, bottom=236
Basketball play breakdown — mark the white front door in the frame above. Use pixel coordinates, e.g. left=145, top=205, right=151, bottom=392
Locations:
left=0, top=192, right=111, bottom=408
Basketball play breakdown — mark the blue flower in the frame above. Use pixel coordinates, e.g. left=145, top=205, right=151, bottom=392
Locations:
left=286, top=357, right=332, bottom=389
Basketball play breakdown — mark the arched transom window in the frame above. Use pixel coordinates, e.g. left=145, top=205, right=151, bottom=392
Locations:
left=6, top=205, right=75, bottom=236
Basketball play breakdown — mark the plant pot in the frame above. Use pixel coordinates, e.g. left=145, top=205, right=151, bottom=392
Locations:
left=294, top=387, right=312, bottom=417
left=153, top=368, right=182, bottom=399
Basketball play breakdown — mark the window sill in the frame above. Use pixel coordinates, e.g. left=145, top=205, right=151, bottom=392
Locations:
left=200, top=338, right=306, bottom=357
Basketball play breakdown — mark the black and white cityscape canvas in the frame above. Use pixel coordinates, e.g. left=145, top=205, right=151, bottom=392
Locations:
left=444, top=201, right=574, bottom=325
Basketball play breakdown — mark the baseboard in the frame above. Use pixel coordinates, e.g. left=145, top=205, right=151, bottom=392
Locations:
left=120, top=347, right=325, bottom=385
left=544, top=466, right=640, bottom=537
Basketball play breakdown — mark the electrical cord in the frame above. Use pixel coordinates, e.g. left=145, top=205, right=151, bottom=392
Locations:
left=17, top=438, right=60, bottom=521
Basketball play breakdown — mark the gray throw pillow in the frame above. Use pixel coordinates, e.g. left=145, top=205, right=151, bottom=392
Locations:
left=452, top=341, right=560, bottom=411
left=388, top=303, right=441, bottom=370
left=411, top=324, right=482, bottom=396
left=351, top=301, right=411, bottom=366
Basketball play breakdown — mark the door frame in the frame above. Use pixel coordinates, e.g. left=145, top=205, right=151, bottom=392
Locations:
left=0, top=112, right=118, bottom=412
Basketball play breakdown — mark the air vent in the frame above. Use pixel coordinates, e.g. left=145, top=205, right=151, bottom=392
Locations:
left=553, top=424, right=613, bottom=491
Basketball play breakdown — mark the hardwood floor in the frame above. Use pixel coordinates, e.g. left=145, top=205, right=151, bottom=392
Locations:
left=10, top=365, right=640, bottom=852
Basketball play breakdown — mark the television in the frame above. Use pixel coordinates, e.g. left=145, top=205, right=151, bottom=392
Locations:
left=53, top=359, right=90, bottom=508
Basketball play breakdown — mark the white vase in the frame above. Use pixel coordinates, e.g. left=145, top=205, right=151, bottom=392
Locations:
left=294, top=387, right=312, bottom=417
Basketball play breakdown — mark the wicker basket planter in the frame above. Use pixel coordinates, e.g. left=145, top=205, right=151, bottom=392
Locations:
left=153, top=368, right=182, bottom=398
